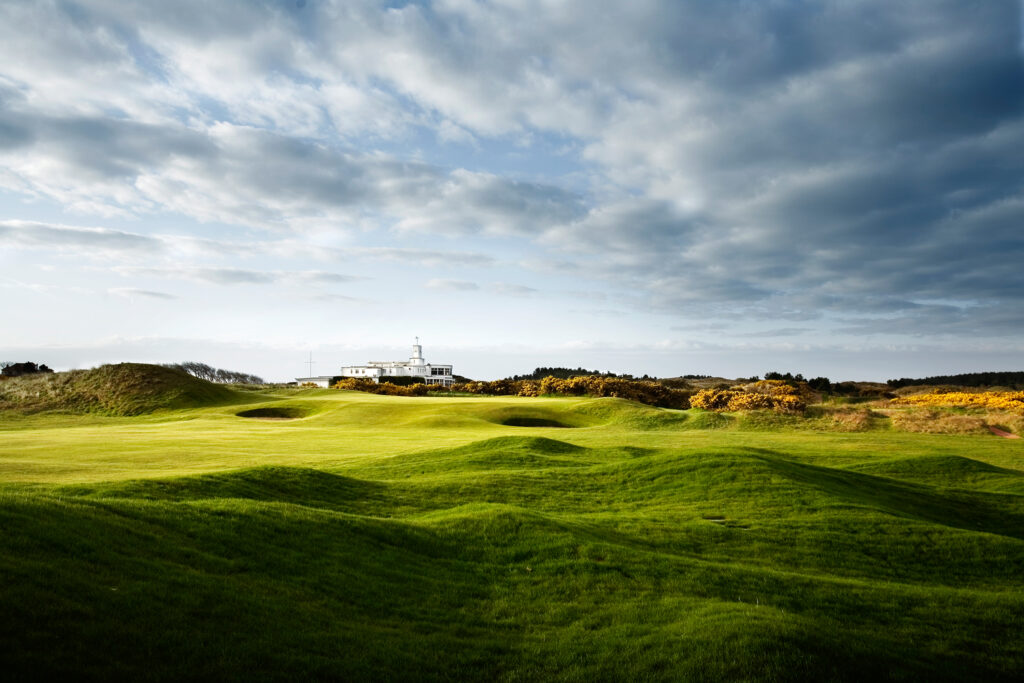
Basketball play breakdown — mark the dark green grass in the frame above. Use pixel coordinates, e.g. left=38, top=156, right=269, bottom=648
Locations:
left=846, top=455, right=1024, bottom=493
left=2, top=433, right=1023, bottom=681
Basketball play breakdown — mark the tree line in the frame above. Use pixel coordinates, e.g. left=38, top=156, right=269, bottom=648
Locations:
left=509, top=367, right=628, bottom=380
left=332, top=375, right=693, bottom=409
left=163, top=362, right=264, bottom=385
left=886, top=371, right=1024, bottom=389
left=508, top=366, right=684, bottom=384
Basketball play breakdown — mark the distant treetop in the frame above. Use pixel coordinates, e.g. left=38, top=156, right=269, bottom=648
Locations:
left=509, top=367, right=630, bottom=381
left=764, top=371, right=805, bottom=382
left=886, top=371, right=1024, bottom=389
left=1, top=361, right=54, bottom=378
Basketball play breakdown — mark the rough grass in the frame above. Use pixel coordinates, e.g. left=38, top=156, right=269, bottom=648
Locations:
left=1, top=388, right=1023, bottom=680
left=890, top=408, right=991, bottom=435
left=0, top=363, right=241, bottom=415
left=808, top=405, right=881, bottom=431
left=988, top=413, right=1024, bottom=435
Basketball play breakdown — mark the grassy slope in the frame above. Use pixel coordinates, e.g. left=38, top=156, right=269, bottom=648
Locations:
left=0, top=363, right=242, bottom=416
left=1, top=389, right=1023, bottom=680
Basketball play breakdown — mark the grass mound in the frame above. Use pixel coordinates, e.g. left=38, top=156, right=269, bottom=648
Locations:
left=0, top=491, right=496, bottom=682
left=570, top=397, right=692, bottom=430
left=756, top=455, right=1024, bottom=539
left=356, top=437, right=594, bottom=477
left=0, top=363, right=239, bottom=415
left=4, top=437, right=1024, bottom=680
left=681, top=409, right=734, bottom=429
left=446, top=436, right=586, bottom=456
left=846, top=455, right=1024, bottom=493
left=484, top=398, right=693, bottom=431
left=61, top=466, right=385, bottom=510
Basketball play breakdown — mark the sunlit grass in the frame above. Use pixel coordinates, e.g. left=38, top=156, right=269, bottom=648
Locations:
left=1, top=389, right=1023, bottom=680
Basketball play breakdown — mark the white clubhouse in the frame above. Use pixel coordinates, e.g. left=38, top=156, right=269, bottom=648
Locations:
left=296, top=339, right=454, bottom=387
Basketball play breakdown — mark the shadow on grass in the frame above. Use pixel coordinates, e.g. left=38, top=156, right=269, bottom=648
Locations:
left=748, top=453, right=1024, bottom=540
left=59, top=466, right=386, bottom=513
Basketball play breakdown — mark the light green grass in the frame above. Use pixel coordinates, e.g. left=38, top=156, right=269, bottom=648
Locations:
left=1, top=388, right=1023, bottom=680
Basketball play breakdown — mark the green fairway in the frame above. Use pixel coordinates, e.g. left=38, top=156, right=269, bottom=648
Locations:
left=2, top=386, right=1023, bottom=680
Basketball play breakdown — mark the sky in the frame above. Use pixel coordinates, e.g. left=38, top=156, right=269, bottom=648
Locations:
left=1, top=0, right=1023, bottom=382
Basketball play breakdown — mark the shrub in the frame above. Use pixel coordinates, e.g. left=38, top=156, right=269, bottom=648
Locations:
left=892, top=391, right=1024, bottom=414
left=330, top=374, right=692, bottom=408
left=691, top=380, right=806, bottom=413
left=331, top=378, right=431, bottom=397
left=1, top=362, right=54, bottom=378
left=332, top=378, right=380, bottom=392
left=379, top=375, right=425, bottom=386
left=447, top=376, right=692, bottom=409
left=690, top=389, right=735, bottom=411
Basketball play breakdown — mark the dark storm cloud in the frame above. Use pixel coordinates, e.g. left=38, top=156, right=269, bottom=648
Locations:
left=564, top=1, right=1024, bottom=336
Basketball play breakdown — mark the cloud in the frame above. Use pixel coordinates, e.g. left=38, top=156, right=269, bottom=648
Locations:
left=425, top=279, right=479, bottom=291
left=563, top=290, right=607, bottom=302
left=0, top=220, right=163, bottom=254
left=173, top=268, right=274, bottom=285
left=294, top=271, right=362, bottom=285
left=393, top=169, right=586, bottom=236
left=0, top=106, right=585, bottom=236
left=0, top=219, right=497, bottom=271
left=1, top=0, right=1023, bottom=343
left=108, top=287, right=177, bottom=300
left=307, top=293, right=363, bottom=303
left=115, top=267, right=361, bottom=287
left=489, top=283, right=537, bottom=297
left=338, top=247, right=494, bottom=268
left=736, top=328, right=813, bottom=338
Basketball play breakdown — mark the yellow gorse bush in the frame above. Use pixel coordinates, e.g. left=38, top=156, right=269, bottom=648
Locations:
left=332, top=378, right=433, bottom=396
left=691, top=380, right=806, bottom=413
left=893, top=391, right=1024, bottom=414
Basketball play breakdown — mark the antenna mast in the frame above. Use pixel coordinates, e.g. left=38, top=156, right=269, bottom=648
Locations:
left=305, top=352, right=315, bottom=376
